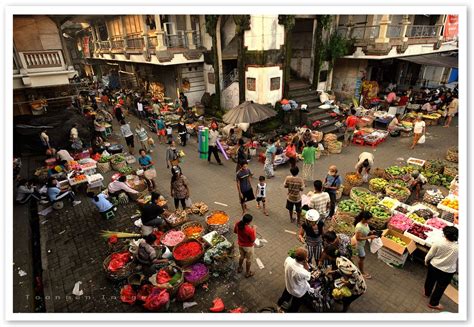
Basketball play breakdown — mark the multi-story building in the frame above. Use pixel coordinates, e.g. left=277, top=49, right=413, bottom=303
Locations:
left=13, top=15, right=78, bottom=116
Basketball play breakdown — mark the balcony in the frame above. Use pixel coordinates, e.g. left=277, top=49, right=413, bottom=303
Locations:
left=336, top=26, right=380, bottom=40
left=111, top=37, right=125, bottom=51
left=19, top=50, right=66, bottom=71
left=405, top=25, right=441, bottom=38
left=148, top=35, right=158, bottom=49
left=165, top=32, right=187, bottom=48
left=126, top=34, right=145, bottom=51
left=99, top=41, right=111, bottom=51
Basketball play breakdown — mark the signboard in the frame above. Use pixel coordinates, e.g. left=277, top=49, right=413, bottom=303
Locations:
left=444, top=15, right=458, bottom=40
left=361, top=80, right=379, bottom=108
left=82, top=36, right=90, bottom=58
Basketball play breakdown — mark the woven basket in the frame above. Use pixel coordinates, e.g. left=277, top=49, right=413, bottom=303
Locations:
left=350, top=187, right=371, bottom=203
left=129, top=182, right=149, bottom=202
left=385, top=185, right=411, bottom=203
left=111, top=160, right=127, bottom=171
left=423, top=190, right=444, bottom=205
left=172, top=240, right=204, bottom=267
left=424, top=160, right=445, bottom=174
left=373, top=167, right=386, bottom=179
left=149, top=265, right=184, bottom=295
left=345, top=172, right=363, bottom=187
left=163, top=210, right=189, bottom=228
left=160, top=230, right=186, bottom=250
left=327, top=141, right=342, bottom=154
left=446, top=146, right=458, bottom=163
left=103, top=252, right=136, bottom=281
left=97, top=161, right=111, bottom=174
left=342, top=184, right=352, bottom=196
left=368, top=205, right=391, bottom=230
left=183, top=263, right=209, bottom=286
left=206, top=211, right=230, bottom=235
left=368, top=178, right=388, bottom=193
left=443, top=165, right=458, bottom=178
left=181, top=221, right=205, bottom=239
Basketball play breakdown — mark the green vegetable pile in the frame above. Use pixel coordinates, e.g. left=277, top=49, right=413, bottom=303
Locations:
left=118, top=166, right=133, bottom=175
left=110, top=154, right=126, bottom=164
left=98, top=155, right=111, bottom=163
left=387, top=179, right=408, bottom=188
left=337, top=199, right=362, bottom=215
left=385, top=166, right=405, bottom=177
left=358, top=193, right=379, bottom=209
left=368, top=204, right=391, bottom=230
left=422, top=171, right=454, bottom=188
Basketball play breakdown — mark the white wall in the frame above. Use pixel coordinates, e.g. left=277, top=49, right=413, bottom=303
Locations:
left=244, top=15, right=285, bottom=51
left=245, top=66, right=283, bottom=106
left=221, top=17, right=237, bottom=47
left=222, top=81, right=240, bottom=111
left=203, top=63, right=216, bottom=94
left=422, top=66, right=448, bottom=87
left=199, top=15, right=212, bottom=50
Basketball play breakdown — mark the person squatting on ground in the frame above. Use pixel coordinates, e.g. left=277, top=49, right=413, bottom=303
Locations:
left=234, top=214, right=256, bottom=278
left=87, top=192, right=116, bottom=219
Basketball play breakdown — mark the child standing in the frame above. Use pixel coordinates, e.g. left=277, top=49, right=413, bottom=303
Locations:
left=255, top=176, right=269, bottom=216
left=165, top=123, right=174, bottom=145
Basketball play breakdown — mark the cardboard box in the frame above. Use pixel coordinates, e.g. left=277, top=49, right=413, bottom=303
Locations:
left=381, top=229, right=417, bottom=255
left=378, top=247, right=409, bottom=268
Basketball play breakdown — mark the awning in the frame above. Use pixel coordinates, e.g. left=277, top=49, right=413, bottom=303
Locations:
left=399, top=52, right=458, bottom=68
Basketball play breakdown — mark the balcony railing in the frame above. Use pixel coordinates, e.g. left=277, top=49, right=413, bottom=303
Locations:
left=20, top=50, right=64, bottom=69
left=165, top=32, right=187, bottom=48
left=99, top=41, right=111, bottom=50
left=387, top=25, right=403, bottom=38
left=148, top=35, right=158, bottom=49
left=111, top=37, right=125, bottom=50
left=192, top=31, right=202, bottom=48
left=351, top=26, right=380, bottom=40
left=126, top=34, right=145, bottom=50
left=405, top=25, right=441, bottom=38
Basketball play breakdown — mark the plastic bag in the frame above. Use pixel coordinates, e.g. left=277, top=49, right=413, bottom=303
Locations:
left=107, top=251, right=131, bottom=272
left=120, top=284, right=137, bottom=305
left=209, top=297, right=225, bottom=312
left=156, top=269, right=172, bottom=284
left=369, top=237, right=383, bottom=254
left=418, top=135, right=426, bottom=144
left=143, top=288, right=170, bottom=311
left=185, top=197, right=193, bottom=208
left=137, top=284, right=154, bottom=302
left=177, top=282, right=195, bottom=302
left=362, top=171, right=369, bottom=183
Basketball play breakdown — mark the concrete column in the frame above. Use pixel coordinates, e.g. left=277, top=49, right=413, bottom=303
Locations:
left=141, top=15, right=150, bottom=52
left=309, top=18, right=317, bottom=85
left=185, top=15, right=196, bottom=49
left=216, top=16, right=224, bottom=106
left=401, top=15, right=411, bottom=42
left=375, top=14, right=391, bottom=43
left=154, top=14, right=167, bottom=51
left=199, top=15, right=212, bottom=50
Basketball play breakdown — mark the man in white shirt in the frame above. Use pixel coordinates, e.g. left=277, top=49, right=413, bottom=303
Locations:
left=355, top=151, right=375, bottom=176
left=56, top=149, right=74, bottom=162
left=137, top=99, right=145, bottom=120
left=424, top=226, right=458, bottom=310
left=277, top=247, right=314, bottom=312
left=309, top=180, right=330, bottom=219
left=208, top=126, right=222, bottom=165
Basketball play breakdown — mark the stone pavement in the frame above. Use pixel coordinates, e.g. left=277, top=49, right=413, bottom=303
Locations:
left=26, top=113, right=459, bottom=313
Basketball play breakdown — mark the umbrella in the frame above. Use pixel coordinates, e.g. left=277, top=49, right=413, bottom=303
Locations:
left=223, top=101, right=277, bottom=124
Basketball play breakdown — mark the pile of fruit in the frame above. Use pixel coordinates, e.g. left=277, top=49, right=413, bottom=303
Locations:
left=369, top=205, right=391, bottom=220
left=426, top=218, right=449, bottom=230
left=207, top=211, right=230, bottom=225
left=337, top=199, right=362, bottom=216
left=351, top=188, right=371, bottom=199
left=332, top=286, right=352, bottom=300
left=385, top=166, right=405, bottom=177
left=413, top=209, right=434, bottom=220
left=406, top=224, right=433, bottom=240
left=387, top=179, right=408, bottom=188
left=393, top=204, right=410, bottom=214
left=423, top=171, right=454, bottom=188
left=190, top=202, right=209, bottom=216
left=439, top=197, right=458, bottom=211
left=72, top=174, right=87, bottom=183
left=369, top=178, right=388, bottom=192
left=345, top=172, right=363, bottom=186
left=385, top=185, right=410, bottom=202
left=379, top=197, right=399, bottom=211
left=385, top=234, right=407, bottom=247
left=358, top=194, right=380, bottom=209
left=389, top=213, right=413, bottom=232
left=408, top=213, right=426, bottom=224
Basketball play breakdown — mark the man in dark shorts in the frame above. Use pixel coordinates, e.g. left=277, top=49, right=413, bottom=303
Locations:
left=236, top=161, right=255, bottom=214
left=284, top=166, right=305, bottom=225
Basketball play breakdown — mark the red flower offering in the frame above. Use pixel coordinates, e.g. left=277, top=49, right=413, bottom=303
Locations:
left=173, top=241, right=202, bottom=261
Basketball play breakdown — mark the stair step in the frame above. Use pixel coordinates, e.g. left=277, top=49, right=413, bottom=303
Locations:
left=288, top=81, right=311, bottom=91
left=318, top=119, right=339, bottom=129
left=318, top=124, right=340, bottom=134
left=289, top=88, right=316, bottom=97
left=307, top=112, right=332, bottom=121
left=291, top=94, right=320, bottom=103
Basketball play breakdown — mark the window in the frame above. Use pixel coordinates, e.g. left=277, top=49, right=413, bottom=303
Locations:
left=124, top=15, right=143, bottom=35
left=208, top=72, right=215, bottom=84
left=319, top=70, right=328, bottom=83
left=109, top=18, right=122, bottom=37
left=270, top=77, right=281, bottom=91
left=247, top=77, right=256, bottom=91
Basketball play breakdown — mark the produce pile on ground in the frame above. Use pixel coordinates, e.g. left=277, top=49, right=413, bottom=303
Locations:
left=369, top=178, right=388, bottom=192
left=385, top=166, right=406, bottom=178
left=190, top=202, right=209, bottom=215
left=337, top=199, right=362, bottom=216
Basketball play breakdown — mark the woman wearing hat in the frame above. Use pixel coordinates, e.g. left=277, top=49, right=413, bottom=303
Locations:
left=411, top=114, right=426, bottom=150
left=335, top=256, right=367, bottom=312
left=298, top=209, right=325, bottom=267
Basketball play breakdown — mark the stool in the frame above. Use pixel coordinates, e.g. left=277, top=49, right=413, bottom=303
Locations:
left=102, top=210, right=116, bottom=220
left=141, top=225, right=153, bottom=236
left=53, top=201, right=64, bottom=210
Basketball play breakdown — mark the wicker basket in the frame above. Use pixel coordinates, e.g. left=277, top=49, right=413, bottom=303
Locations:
left=172, top=240, right=204, bottom=267
left=368, top=205, right=391, bottom=230
left=97, top=161, right=111, bottom=174
left=424, top=160, right=445, bottom=174
left=183, top=263, right=209, bottom=286
left=368, top=178, right=388, bottom=193
left=163, top=210, right=189, bottom=228
left=345, top=172, right=363, bottom=187
left=350, top=187, right=371, bottom=203
left=160, top=230, right=186, bottom=250
left=342, top=184, right=352, bottom=196
left=446, top=146, right=458, bottom=163
left=372, top=167, right=386, bottom=179
left=129, top=182, right=149, bottom=202
left=181, top=221, right=205, bottom=239
left=385, top=185, right=411, bottom=203
left=206, top=211, right=230, bottom=235
left=149, top=265, right=184, bottom=295
left=103, top=252, right=136, bottom=281
left=327, top=141, right=342, bottom=154
left=443, top=165, right=458, bottom=178
left=111, top=160, right=127, bottom=171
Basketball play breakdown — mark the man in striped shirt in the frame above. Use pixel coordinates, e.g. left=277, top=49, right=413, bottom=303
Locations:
left=309, top=180, right=330, bottom=220
left=284, top=167, right=305, bottom=225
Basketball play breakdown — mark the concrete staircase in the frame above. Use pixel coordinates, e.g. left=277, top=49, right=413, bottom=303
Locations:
left=288, top=80, right=343, bottom=139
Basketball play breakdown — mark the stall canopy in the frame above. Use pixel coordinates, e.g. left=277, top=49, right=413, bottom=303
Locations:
left=223, top=101, right=277, bottom=124
left=399, top=52, right=458, bottom=69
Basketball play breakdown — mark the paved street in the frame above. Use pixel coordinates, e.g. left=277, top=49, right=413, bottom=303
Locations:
left=18, top=114, right=458, bottom=313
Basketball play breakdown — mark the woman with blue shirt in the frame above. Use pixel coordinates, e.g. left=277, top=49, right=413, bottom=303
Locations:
left=87, top=192, right=116, bottom=218
left=47, top=178, right=81, bottom=206
left=323, top=165, right=342, bottom=219
left=138, top=149, right=156, bottom=190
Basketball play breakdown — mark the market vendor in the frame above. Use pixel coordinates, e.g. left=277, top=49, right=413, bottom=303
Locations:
left=355, top=152, right=374, bottom=176
left=322, top=231, right=352, bottom=259
left=408, top=170, right=428, bottom=201
left=140, top=192, right=165, bottom=229
left=344, top=109, right=358, bottom=146
left=48, top=160, right=70, bottom=177
left=227, top=128, right=238, bottom=146
left=335, top=256, right=367, bottom=312
left=387, top=114, right=403, bottom=133
left=56, top=149, right=74, bottom=162
left=87, top=192, right=116, bottom=218
left=137, top=233, right=169, bottom=272
left=47, top=177, right=81, bottom=206
left=107, top=175, right=139, bottom=198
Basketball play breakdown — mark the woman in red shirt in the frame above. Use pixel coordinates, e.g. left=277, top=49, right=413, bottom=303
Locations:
left=234, top=214, right=257, bottom=278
